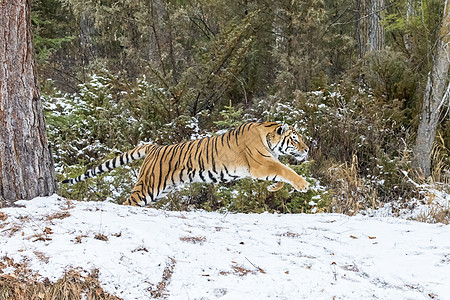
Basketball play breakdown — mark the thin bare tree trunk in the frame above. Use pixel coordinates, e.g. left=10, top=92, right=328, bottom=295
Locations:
left=0, top=0, right=57, bottom=205
left=404, top=0, right=415, bottom=53
left=413, top=0, right=450, bottom=177
left=357, top=0, right=386, bottom=57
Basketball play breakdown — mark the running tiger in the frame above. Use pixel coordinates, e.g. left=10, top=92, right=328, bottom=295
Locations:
left=62, top=122, right=309, bottom=206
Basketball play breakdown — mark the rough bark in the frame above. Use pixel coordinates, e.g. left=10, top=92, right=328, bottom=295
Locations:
left=357, top=0, right=386, bottom=57
left=413, top=0, right=450, bottom=177
left=0, top=0, right=57, bottom=205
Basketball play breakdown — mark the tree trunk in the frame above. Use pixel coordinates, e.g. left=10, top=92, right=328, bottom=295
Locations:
left=357, top=0, right=386, bottom=57
left=404, top=0, right=414, bottom=53
left=79, top=9, right=97, bottom=74
left=413, top=0, right=450, bottom=178
left=0, top=0, right=57, bottom=205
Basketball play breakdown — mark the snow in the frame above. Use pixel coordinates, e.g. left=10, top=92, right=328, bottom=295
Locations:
left=1, top=195, right=450, bottom=299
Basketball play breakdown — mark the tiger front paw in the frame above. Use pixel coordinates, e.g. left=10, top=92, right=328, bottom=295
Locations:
left=293, top=177, right=309, bottom=192
left=267, top=181, right=284, bottom=192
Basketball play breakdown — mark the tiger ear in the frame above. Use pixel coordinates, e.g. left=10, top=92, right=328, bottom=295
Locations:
left=277, top=124, right=289, bottom=135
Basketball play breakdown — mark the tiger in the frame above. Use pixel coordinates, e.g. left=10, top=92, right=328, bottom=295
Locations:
left=62, top=121, right=309, bottom=206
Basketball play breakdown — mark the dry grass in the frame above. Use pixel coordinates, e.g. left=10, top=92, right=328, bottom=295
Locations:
left=131, top=246, right=149, bottom=253
left=3, top=223, right=22, bottom=237
left=326, top=153, right=379, bottom=215
left=60, top=199, right=75, bottom=211
left=46, top=211, right=71, bottom=221
left=148, top=257, right=176, bottom=299
left=0, top=257, right=121, bottom=300
left=403, top=140, right=450, bottom=225
left=220, top=261, right=266, bottom=277
left=33, top=251, right=50, bottom=264
left=28, top=227, right=54, bottom=243
left=431, top=134, right=450, bottom=185
left=415, top=197, right=450, bottom=225
left=179, top=236, right=206, bottom=245
left=94, top=233, right=108, bottom=241
left=277, top=231, right=301, bottom=238
left=72, top=234, right=88, bottom=244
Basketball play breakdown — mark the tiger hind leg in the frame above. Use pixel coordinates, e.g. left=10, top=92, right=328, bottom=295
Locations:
left=125, top=181, right=174, bottom=207
left=124, top=181, right=147, bottom=206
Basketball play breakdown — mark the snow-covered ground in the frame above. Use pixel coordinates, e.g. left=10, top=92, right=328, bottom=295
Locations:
left=1, top=195, right=449, bottom=299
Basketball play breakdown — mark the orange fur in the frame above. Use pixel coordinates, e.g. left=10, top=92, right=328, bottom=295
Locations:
left=62, top=122, right=309, bottom=206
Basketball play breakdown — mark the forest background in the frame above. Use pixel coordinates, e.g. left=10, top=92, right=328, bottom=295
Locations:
left=33, top=0, right=449, bottom=221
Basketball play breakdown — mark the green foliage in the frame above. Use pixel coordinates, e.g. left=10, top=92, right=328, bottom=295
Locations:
left=35, top=0, right=448, bottom=215
left=213, top=101, right=244, bottom=129
left=43, top=73, right=141, bottom=165
left=57, top=159, right=138, bottom=204
left=31, top=0, right=76, bottom=66
left=33, top=33, right=75, bottom=63
left=359, top=50, right=418, bottom=103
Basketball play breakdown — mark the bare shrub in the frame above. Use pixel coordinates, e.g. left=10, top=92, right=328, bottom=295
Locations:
left=0, top=256, right=120, bottom=300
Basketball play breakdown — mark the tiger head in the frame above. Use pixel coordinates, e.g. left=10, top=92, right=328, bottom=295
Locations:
left=265, top=123, right=309, bottom=162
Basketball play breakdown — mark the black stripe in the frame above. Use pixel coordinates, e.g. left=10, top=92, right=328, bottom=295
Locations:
left=198, top=150, right=204, bottom=171
left=180, top=142, right=193, bottom=165
left=223, top=165, right=238, bottom=179
left=208, top=171, right=217, bottom=183
left=194, top=139, right=203, bottom=160
left=214, top=136, right=219, bottom=156
left=256, top=149, right=271, bottom=158
left=148, top=145, right=159, bottom=157
left=165, top=145, right=178, bottom=187
left=234, top=128, right=240, bottom=145
left=144, top=147, right=160, bottom=180
left=105, top=161, right=111, bottom=169
left=157, top=146, right=170, bottom=195
left=179, top=168, right=185, bottom=183
left=205, top=138, right=210, bottom=165
left=226, top=132, right=231, bottom=148
left=167, top=144, right=179, bottom=166
left=199, top=171, right=206, bottom=182
left=280, top=136, right=287, bottom=149
left=171, top=159, right=180, bottom=186
left=223, top=165, right=230, bottom=176
left=247, top=152, right=262, bottom=165
left=211, top=138, right=217, bottom=174
left=238, top=124, right=245, bottom=135
left=188, top=169, right=194, bottom=182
